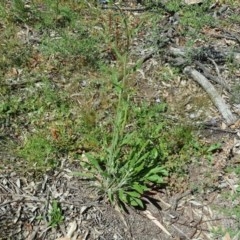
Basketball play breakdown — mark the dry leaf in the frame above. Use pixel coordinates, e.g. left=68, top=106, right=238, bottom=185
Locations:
left=143, top=210, right=171, bottom=236
left=50, top=128, right=59, bottom=140
left=184, top=0, right=203, bottom=4
left=55, top=238, right=71, bottom=240
left=55, top=222, right=78, bottom=240
left=66, top=221, right=78, bottom=238
left=223, top=232, right=231, bottom=240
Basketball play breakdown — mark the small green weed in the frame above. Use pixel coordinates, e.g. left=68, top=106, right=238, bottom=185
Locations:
left=0, top=3, right=8, bottom=20
left=164, top=0, right=182, bottom=12
left=228, top=13, right=240, bottom=24
left=0, top=79, right=69, bottom=125
left=10, top=0, right=74, bottom=28
left=181, top=9, right=215, bottom=31
left=212, top=188, right=240, bottom=238
left=40, top=29, right=100, bottom=64
left=161, top=0, right=216, bottom=38
left=18, top=133, right=57, bottom=169
left=48, top=200, right=64, bottom=228
left=220, top=0, right=240, bottom=7
left=230, top=83, right=240, bottom=104
left=192, top=141, right=222, bottom=162
left=0, top=38, right=32, bottom=70
left=11, top=0, right=28, bottom=23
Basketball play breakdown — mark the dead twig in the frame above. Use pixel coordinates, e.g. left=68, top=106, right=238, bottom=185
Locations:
left=143, top=210, right=172, bottom=237
left=208, top=57, right=230, bottom=91
left=183, top=66, right=237, bottom=125
left=171, top=190, right=192, bottom=211
left=2, top=79, right=42, bottom=89
left=101, top=5, right=148, bottom=12
left=194, top=61, right=230, bottom=91
left=169, top=46, right=240, bottom=64
left=202, top=126, right=237, bottom=134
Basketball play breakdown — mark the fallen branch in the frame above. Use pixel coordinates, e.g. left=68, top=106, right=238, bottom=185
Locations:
left=169, top=46, right=240, bottom=64
left=183, top=66, right=237, bottom=125
left=194, top=61, right=230, bottom=91
left=101, top=5, right=148, bottom=12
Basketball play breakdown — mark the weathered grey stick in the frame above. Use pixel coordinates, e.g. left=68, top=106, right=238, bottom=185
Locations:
left=169, top=46, right=240, bottom=64
left=194, top=60, right=230, bottom=91
left=183, top=66, right=237, bottom=125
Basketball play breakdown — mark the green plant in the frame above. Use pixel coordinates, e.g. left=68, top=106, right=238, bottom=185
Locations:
left=230, top=83, right=240, bottom=104
left=48, top=200, right=64, bottom=227
left=12, top=0, right=28, bottom=23
left=77, top=84, right=168, bottom=210
left=211, top=186, right=240, bottom=238
left=73, top=37, right=202, bottom=210
left=193, top=141, right=222, bottom=162
left=165, top=0, right=182, bottom=12
left=0, top=3, right=8, bottom=20
left=181, top=9, right=215, bottom=31
left=18, top=133, right=57, bottom=169
left=221, top=0, right=240, bottom=6
left=40, top=27, right=100, bottom=67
